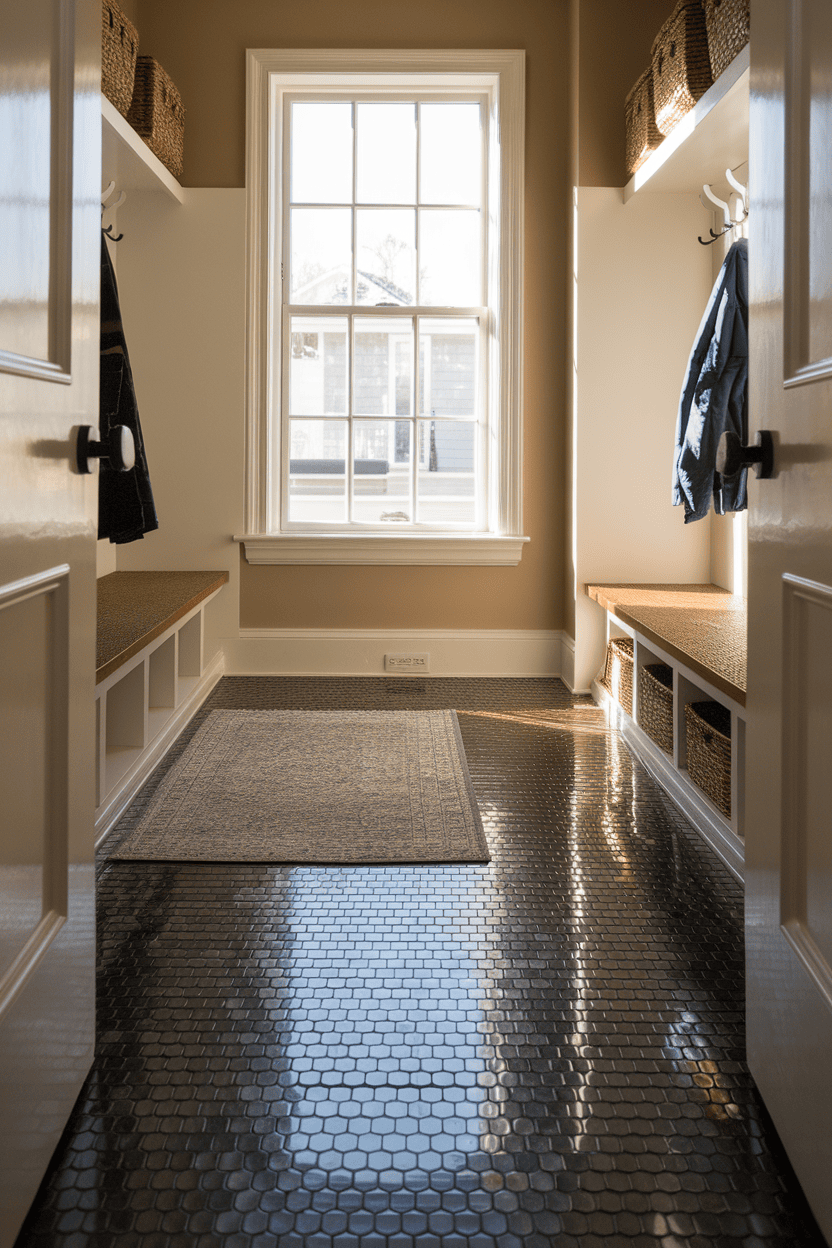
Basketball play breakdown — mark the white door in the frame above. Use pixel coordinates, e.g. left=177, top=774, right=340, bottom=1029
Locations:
left=746, top=0, right=832, bottom=1240
left=0, top=0, right=99, bottom=1242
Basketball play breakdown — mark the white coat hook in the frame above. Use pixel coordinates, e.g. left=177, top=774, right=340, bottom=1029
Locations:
left=730, top=193, right=748, bottom=226
left=101, top=186, right=126, bottom=242
left=725, top=167, right=748, bottom=213
left=701, top=182, right=732, bottom=229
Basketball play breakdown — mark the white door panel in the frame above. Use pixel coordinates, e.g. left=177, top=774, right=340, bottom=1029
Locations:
left=747, top=0, right=832, bottom=1240
left=780, top=575, right=832, bottom=1008
left=0, top=568, right=70, bottom=993
left=783, top=0, right=832, bottom=384
left=0, top=0, right=74, bottom=381
left=0, top=0, right=99, bottom=1242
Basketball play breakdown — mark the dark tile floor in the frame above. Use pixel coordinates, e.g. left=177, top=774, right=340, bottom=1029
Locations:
left=16, top=678, right=826, bottom=1248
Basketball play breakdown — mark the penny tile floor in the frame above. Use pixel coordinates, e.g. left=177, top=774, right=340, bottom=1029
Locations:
left=16, top=678, right=826, bottom=1247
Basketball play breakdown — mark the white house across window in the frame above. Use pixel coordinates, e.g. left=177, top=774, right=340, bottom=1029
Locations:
left=282, top=98, right=487, bottom=531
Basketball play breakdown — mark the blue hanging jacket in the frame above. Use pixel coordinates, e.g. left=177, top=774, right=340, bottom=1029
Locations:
left=673, top=238, right=748, bottom=523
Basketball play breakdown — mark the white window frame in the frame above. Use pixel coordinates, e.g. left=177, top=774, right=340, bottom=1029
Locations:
left=237, top=49, right=527, bottom=566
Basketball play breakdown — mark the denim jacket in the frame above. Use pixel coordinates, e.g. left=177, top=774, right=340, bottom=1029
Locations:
left=673, top=238, right=748, bottom=523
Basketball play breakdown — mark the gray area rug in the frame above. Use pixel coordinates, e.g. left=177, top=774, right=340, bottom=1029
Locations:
left=112, top=709, right=488, bottom=863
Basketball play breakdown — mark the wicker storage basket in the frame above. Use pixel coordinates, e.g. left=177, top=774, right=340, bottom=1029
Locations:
left=652, top=0, right=713, bottom=136
left=625, top=66, right=665, bottom=176
left=101, top=0, right=138, bottom=118
left=601, top=636, right=634, bottom=717
left=126, top=57, right=185, bottom=179
left=703, top=0, right=750, bottom=81
left=638, top=663, right=674, bottom=754
left=685, top=700, right=731, bottom=817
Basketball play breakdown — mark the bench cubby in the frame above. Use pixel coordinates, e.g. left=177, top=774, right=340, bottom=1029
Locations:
left=587, top=584, right=746, bottom=880
left=95, top=571, right=228, bottom=843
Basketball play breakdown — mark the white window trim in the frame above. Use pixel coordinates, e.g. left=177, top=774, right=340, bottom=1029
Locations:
left=235, top=48, right=527, bottom=566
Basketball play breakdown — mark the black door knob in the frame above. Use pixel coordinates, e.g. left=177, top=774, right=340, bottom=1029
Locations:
left=76, top=424, right=136, bottom=474
left=716, top=430, right=774, bottom=479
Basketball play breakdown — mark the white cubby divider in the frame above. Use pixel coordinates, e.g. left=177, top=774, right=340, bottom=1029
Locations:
left=592, top=614, right=746, bottom=882
left=104, top=662, right=146, bottom=797
left=633, top=637, right=672, bottom=755
left=95, top=590, right=224, bottom=845
left=147, top=634, right=177, bottom=745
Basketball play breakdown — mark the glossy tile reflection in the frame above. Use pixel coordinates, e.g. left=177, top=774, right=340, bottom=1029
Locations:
left=16, top=678, right=825, bottom=1247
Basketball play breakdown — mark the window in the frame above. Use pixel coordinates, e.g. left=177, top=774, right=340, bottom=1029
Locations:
left=240, top=51, right=527, bottom=565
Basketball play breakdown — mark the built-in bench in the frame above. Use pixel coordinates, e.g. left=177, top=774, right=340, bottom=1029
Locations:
left=586, top=583, right=747, bottom=879
left=95, top=570, right=229, bottom=842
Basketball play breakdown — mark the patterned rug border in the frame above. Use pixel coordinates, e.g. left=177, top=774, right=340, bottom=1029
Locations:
left=110, top=708, right=489, bottom=865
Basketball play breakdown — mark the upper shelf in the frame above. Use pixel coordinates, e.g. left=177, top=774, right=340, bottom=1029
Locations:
left=101, top=95, right=184, bottom=203
left=623, top=44, right=749, bottom=201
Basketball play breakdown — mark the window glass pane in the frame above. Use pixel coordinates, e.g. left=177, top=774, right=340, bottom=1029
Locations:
left=353, top=420, right=412, bottom=523
left=290, top=208, right=352, bottom=305
left=354, top=318, right=413, bottom=418
left=289, top=317, right=348, bottom=416
left=416, top=419, right=476, bottom=525
left=419, top=318, right=478, bottom=418
left=288, top=419, right=347, bottom=523
left=356, top=103, right=416, bottom=204
left=291, top=102, right=353, bottom=204
left=419, top=211, right=481, bottom=306
left=356, top=210, right=415, bottom=305
left=420, top=103, right=481, bottom=205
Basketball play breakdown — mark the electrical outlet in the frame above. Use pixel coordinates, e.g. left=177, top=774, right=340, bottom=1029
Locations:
left=385, top=652, right=430, bottom=674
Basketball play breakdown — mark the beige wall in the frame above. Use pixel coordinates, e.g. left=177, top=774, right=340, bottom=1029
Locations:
left=117, top=0, right=141, bottom=29
left=576, top=0, right=676, bottom=187
left=563, top=0, right=677, bottom=639
left=565, top=1, right=718, bottom=687
left=113, top=189, right=247, bottom=658
left=126, top=0, right=567, bottom=633
left=572, top=187, right=713, bottom=690
left=115, top=0, right=688, bottom=638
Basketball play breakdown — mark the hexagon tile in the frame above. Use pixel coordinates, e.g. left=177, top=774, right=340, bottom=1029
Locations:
left=16, top=678, right=826, bottom=1248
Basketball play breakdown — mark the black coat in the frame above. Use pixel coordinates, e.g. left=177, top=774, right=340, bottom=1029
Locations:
left=99, top=232, right=158, bottom=544
left=673, top=237, right=748, bottom=523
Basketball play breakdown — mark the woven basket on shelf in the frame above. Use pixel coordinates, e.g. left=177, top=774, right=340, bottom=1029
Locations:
left=601, top=636, right=634, bottom=718
left=652, top=0, right=713, bottom=136
left=101, top=0, right=138, bottom=118
left=638, top=663, right=674, bottom=754
left=703, top=0, right=750, bottom=81
left=126, top=57, right=185, bottom=179
left=625, top=66, right=665, bottom=176
left=685, top=700, right=731, bottom=817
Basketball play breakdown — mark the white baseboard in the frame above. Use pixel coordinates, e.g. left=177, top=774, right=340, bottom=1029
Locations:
left=557, top=631, right=590, bottom=694
left=95, top=650, right=225, bottom=847
left=222, top=628, right=567, bottom=678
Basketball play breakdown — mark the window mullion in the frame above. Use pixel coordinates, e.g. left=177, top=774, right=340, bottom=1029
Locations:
left=348, top=103, right=357, bottom=526
left=280, top=99, right=292, bottom=533
left=415, top=102, right=422, bottom=306
left=281, top=305, right=290, bottom=531
left=413, top=316, right=420, bottom=524
left=413, top=103, right=421, bottom=524
left=478, top=313, right=488, bottom=531
left=347, top=312, right=354, bottom=524
left=480, top=100, right=488, bottom=314
left=350, top=101, right=357, bottom=306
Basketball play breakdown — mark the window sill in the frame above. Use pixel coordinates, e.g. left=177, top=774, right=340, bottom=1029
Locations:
left=234, top=532, right=530, bottom=566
